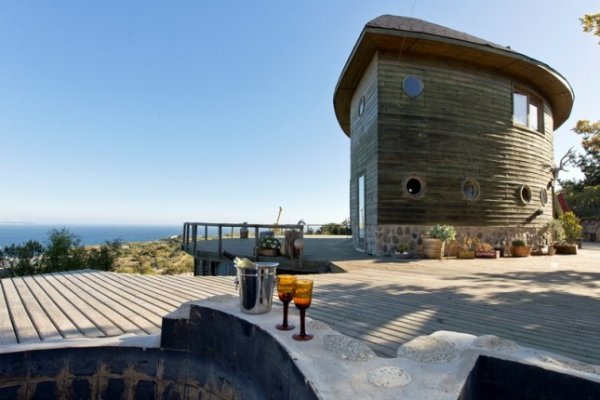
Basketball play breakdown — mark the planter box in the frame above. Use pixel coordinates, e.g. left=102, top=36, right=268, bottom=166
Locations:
left=554, top=244, right=577, bottom=255
left=423, top=238, right=444, bottom=259
left=457, top=251, right=475, bottom=259
left=511, top=246, right=531, bottom=257
left=475, top=251, right=497, bottom=259
left=258, top=248, right=277, bottom=257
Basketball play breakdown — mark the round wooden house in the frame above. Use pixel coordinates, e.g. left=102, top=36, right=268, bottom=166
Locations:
left=333, top=15, right=574, bottom=255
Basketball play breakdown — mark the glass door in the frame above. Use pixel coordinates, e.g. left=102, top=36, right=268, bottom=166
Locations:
left=357, top=175, right=365, bottom=250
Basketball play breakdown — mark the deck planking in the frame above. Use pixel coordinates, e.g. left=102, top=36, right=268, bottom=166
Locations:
left=0, top=243, right=599, bottom=366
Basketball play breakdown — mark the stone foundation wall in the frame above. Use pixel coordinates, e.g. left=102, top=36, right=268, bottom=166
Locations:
left=368, top=225, right=551, bottom=257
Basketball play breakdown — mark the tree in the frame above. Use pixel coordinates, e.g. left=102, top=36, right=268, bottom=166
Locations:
left=559, top=14, right=600, bottom=218
left=86, top=239, right=123, bottom=271
left=43, top=228, right=87, bottom=272
left=572, top=120, right=600, bottom=186
left=581, top=13, right=600, bottom=43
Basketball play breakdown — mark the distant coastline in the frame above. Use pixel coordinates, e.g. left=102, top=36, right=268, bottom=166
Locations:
left=0, top=224, right=190, bottom=247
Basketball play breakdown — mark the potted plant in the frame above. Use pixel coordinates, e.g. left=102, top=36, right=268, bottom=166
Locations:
left=554, top=212, right=582, bottom=255
left=545, top=219, right=564, bottom=256
left=510, top=239, right=531, bottom=257
left=475, top=242, right=497, bottom=258
left=393, top=242, right=411, bottom=259
left=257, top=236, right=281, bottom=257
left=423, top=224, right=456, bottom=259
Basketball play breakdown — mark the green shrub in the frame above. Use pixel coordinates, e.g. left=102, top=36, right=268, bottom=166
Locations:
left=427, top=225, right=457, bottom=242
left=511, top=239, right=526, bottom=247
left=559, top=211, right=583, bottom=242
left=258, top=236, right=281, bottom=249
left=546, top=219, right=565, bottom=244
left=0, top=240, right=45, bottom=277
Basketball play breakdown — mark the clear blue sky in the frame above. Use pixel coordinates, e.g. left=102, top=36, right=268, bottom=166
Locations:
left=1, top=1, right=598, bottom=226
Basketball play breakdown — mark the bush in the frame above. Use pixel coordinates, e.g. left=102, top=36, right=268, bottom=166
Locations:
left=511, top=239, right=526, bottom=247
left=427, top=225, right=457, bottom=242
left=546, top=219, right=565, bottom=244
left=559, top=212, right=583, bottom=242
left=0, top=240, right=45, bottom=277
left=87, top=240, right=123, bottom=271
left=258, top=237, right=281, bottom=249
left=321, top=223, right=351, bottom=235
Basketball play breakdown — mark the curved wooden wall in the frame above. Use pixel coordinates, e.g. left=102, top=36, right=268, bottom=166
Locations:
left=351, top=50, right=555, bottom=228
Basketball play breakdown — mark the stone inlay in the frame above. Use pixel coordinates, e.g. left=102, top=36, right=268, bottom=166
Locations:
left=473, top=335, right=519, bottom=354
left=368, top=366, right=411, bottom=388
left=323, top=334, right=376, bottom=361
left=397, top=336, right=457, bottom=363
left=308, top=320, right=329, bottom=330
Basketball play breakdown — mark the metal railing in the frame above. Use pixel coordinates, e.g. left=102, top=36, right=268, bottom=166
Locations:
left=182, top=221, right=305, bottom=266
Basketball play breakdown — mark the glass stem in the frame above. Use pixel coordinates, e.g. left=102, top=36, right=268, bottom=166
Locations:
left=300, top=308, right=306, bottom=336
left=282, top=301, right=289, bottom=327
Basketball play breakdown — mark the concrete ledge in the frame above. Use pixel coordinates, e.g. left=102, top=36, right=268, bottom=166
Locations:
left=1, top=295, right=599, bottom=399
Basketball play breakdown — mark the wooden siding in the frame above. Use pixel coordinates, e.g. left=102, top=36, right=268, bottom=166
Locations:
left=350, top=55, right=379, bottom=245
left=375, top=51, right=555, bottom=227
left=334, top=17, right=574, bottom=136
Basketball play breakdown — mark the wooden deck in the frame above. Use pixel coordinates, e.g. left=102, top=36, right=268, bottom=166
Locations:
left=1, top=243, right=599, bottom=366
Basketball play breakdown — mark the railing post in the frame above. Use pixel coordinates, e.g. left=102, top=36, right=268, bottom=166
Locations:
left=299, top=225, right=304, bottom=270
left=254, top=226, right=260, bottom=260
left=186, top=224, right=191, bottom=249
left=204, top=225, right=208, bottom=241
left=182, top=224, right=186, bottom=250
left=218, top=225, right=223, bottom=256
left=192, top=224, right=198, bottom=260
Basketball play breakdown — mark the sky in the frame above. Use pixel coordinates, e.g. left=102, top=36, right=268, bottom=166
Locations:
left=1, top=1, right=598, bottom=226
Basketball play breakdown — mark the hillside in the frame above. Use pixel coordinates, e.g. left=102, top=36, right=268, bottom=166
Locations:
left=113, top=237, right=193, bottom=275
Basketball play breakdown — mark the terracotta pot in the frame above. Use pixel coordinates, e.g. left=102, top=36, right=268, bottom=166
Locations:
left=510, top=246, right=531, bottom=257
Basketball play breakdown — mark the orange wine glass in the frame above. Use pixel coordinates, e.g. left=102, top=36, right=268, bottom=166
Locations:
left=276, top=275, right=296, bottom=330
left=292, top=279, right=314, bottom=341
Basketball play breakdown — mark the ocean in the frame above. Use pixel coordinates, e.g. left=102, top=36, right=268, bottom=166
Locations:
left=0, top=225, right=187, bottom=247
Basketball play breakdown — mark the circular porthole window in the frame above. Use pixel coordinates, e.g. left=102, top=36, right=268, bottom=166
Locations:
left=358, top=95, right=366, bottom=117
left=462, top=179, right=480, bottom=201
left=519, top=185, right=532, bottom=205
left=540, top=188, right=548, bottom=206
left=403, top=76, right=424, bottom=98
left=404, top=176, right=426, bottom=199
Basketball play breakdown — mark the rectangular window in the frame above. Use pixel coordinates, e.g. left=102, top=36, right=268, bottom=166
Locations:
left=529, top=102, right=539, bottom=132
left=513, top=90, right=544, bottom=133
left=513, top=92, right=528, bottom=126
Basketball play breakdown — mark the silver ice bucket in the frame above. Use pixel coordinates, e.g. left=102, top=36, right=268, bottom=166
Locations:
left=236, top=262, right=278, bottom=314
